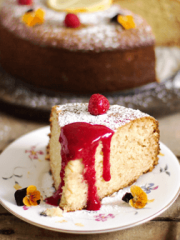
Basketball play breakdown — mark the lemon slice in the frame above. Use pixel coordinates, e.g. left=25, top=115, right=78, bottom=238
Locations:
left=47, top=0, right=112, bottom=13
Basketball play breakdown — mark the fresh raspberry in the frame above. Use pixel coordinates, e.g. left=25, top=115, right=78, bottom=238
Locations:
left=64, top=13, right=81, bottom=28
left=17, top=0, right=32, bottom=5
left=88, top=94, right=110, bottom=116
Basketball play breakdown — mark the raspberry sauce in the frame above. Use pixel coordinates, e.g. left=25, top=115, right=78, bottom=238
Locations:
left=46, top=122, right=114, bottom=210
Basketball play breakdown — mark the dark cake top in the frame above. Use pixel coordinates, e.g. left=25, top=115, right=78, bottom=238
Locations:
left=0, top=0, right=155, bottom=52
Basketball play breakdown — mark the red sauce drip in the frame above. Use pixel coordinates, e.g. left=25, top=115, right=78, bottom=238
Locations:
left=46, top=122, right=114, bottom=210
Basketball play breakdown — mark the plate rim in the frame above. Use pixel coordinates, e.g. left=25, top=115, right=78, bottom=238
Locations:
left=0, top=127, right=180, bottom=234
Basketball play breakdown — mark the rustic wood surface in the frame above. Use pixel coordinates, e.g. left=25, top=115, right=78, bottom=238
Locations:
left=0, top=110, right=180, bottom=239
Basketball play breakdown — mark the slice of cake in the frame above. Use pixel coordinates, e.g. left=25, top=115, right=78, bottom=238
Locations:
left=47, top=96, right=160, bottom=211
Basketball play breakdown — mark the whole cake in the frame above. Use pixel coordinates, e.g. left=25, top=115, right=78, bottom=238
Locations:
left=0, top=0, right=156, bottom=93
left=47, top=95, right=160, bottom=211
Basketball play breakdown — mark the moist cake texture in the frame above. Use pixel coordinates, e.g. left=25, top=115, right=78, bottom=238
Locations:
left=48, top=103, right=160, bottom=211
left=0, top=0, right=156, bottom=93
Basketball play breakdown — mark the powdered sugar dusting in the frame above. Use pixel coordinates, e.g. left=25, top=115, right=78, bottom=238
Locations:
left=0, top=0, right=155, bottom=51
left=56, top=103, right=149, bottom=131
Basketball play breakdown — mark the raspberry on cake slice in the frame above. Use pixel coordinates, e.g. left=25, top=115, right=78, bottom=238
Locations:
left=46, top=95, right=160, bottom=211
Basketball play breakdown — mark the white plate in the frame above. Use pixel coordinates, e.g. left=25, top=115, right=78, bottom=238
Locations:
left=0, top=126, right=180, bottom=234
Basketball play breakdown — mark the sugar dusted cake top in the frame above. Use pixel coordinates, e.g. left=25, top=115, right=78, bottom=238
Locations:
left=0, top=0, right=155, bottom=51
left=56, top=103, right=148, bottom=131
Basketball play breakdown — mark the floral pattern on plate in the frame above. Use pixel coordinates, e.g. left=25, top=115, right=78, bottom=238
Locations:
left=141, top=183, right=159, bottom=194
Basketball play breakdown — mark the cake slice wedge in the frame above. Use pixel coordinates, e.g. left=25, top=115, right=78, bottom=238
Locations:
left=47, top=103, right=160, bottom=211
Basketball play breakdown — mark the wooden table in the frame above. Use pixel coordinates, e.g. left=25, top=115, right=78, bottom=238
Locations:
left=0, top=110, right=180, bottom=240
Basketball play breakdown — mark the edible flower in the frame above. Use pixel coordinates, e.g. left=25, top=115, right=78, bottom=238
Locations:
left=122, top=185, right=154, bottom=209
left=23, top=185, right=41, bottom=206
left=117, top=15, right=135, bottom=30
left=22, top=8, right=45, bottom=27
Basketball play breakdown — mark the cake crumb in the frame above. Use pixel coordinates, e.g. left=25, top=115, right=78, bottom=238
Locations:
left=159, top=152, right=165, bottom=156
left=56, top=219, right=67, bottom=223
left=45, top=207, right=63, bottom=217
left=75, top=223, right=84, bottom=227
left=14, top=183, right=22, bottom=190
